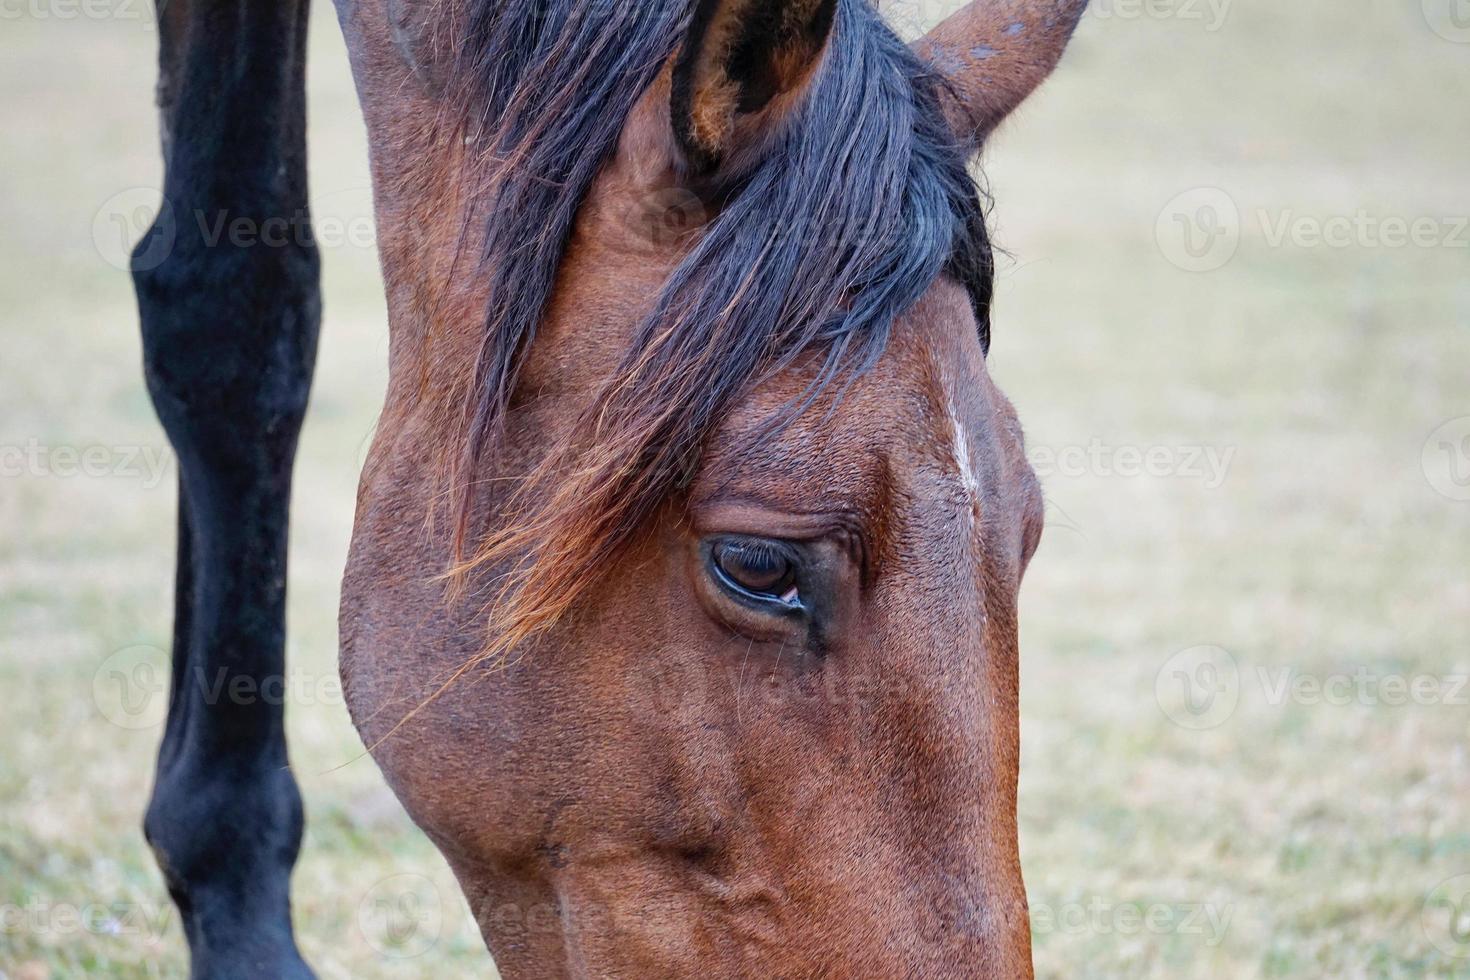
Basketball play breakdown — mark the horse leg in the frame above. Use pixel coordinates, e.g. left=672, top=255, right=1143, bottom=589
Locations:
left=131, top=0, right=320, bottom=975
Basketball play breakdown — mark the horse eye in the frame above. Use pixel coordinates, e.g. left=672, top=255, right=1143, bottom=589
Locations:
left=710, top=539, right=801, bottom=607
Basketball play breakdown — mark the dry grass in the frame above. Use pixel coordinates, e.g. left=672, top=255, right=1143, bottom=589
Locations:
left=2, top=1, right=1468, bottom=977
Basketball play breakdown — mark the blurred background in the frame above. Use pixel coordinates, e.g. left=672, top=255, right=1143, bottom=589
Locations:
left=2, top=0, right=1467, bottom=976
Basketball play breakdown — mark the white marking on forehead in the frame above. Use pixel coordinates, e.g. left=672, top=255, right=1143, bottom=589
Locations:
left=950, top=401, right=981, bottom=512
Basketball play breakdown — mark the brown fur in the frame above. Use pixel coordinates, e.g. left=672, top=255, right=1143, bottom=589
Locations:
left=915, top=0, right=1088, bottom=145
left=333, top=0, right=1075, bottom=974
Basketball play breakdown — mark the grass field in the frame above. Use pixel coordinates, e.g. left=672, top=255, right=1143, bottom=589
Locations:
left=2, top=0, right=1468, bottom=977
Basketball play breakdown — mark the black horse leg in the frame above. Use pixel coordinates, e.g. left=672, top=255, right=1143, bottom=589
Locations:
left=131, top=0, right=320, bottom=975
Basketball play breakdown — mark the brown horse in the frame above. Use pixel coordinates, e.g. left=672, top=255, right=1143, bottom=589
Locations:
left=132, top=0, right=1086, bottom=975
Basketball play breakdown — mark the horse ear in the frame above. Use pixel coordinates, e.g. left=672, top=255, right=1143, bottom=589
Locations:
left=913, top=0, right=1088, bottom=148
left=671, top=0, right=839, bottom=172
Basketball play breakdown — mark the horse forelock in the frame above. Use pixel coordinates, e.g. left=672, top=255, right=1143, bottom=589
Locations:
left=436, top=0, right=995, bottom=661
